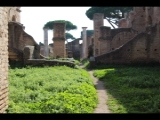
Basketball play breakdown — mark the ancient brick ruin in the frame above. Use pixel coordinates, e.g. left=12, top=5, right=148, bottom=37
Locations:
left=43, top=27, right=49, bottom=57
left=92, top=7, right=160, bottom=64
left=0, top=7, right=23, bottom=113
left=0, top=7, right=9, bottom=113
left=93, top=13, right=104, bottom=56
left=2, top=6, right=160, bottom=113
left=0, top=7, right=41, bottom=113
left=53, top=22, right=66, bottom=58
left=67, top=38, right=81, bottom=59
left=8, top=21, right=40, bottom=63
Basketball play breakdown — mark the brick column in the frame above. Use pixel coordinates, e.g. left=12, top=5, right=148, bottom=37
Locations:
left=93, top=13, right=104, bottom=56
left=53, top=22, right=66, bottom=58
left=82, top=27, right=87, bottom=59
left=43, top=27, right=49, bottom=57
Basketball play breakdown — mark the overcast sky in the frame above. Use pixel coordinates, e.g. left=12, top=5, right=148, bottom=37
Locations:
left=21, top=7, right=111, bottom=44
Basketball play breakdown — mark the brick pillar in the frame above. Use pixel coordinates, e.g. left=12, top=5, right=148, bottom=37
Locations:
left=53, top=22, right=66, bottom=58
left=43, top=27, right=49, bottom=57
left=82, top=27, right=87, bottom=59
left=93, top=13, right=104, bottom=56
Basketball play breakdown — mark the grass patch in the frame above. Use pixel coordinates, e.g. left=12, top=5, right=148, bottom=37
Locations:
left=80, top=58, right=90, bottom=68
left=93, top=64, right=160, bottom=113
left=7, top=66, right=98, bottom=113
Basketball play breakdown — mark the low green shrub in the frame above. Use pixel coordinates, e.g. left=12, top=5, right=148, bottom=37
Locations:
left=7, top=66, right=98, bottom=113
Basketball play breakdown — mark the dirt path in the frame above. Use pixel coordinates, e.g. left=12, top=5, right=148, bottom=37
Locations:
left=80, top=65, right=111, bottom=113
left=88, top=70, right=111, bottom=113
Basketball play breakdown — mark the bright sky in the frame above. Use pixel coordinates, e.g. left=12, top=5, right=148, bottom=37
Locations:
left=21, top=7, right=112, bottom=44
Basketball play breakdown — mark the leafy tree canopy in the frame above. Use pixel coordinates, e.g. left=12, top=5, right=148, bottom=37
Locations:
left=43, top=20, right=77, bottom=31
left=66, top=33, right=75, bottom=40
left=85, top=7, right=133, bottom=28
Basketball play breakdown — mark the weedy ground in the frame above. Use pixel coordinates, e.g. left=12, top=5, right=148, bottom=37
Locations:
left=93, top=64, right=160, bottom=113
left=7, top=65, right=98, bottom=113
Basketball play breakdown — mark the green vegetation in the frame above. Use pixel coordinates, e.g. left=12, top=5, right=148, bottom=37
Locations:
left=66, top=33, right=75, bottom=40
left=7, top=66, right=98, bottom=113
left=43, top=20, right=77, bottom=41
left=81, top=58, right=90, bottom=68
left=43, top=20, right=77, bottom=31
left=93, top=64, right=160, bottom=113
left=45, top=57, right=80, bottom=66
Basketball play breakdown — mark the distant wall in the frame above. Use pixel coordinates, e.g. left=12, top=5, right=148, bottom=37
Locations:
left=95, top=24, right=160, bottom=64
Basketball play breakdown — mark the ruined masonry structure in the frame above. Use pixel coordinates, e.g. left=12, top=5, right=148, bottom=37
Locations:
left=99, top=26, right=111, bottom=54
left=0, top=7, right=21, bottom=113
left=0, top=7, right=41, bottom=113
left=43, top=27, right=49, bottom=57
left=82, top=27, right=87, bottom=59
left=53, top=22, right=66, bottom=58
left=93, top=13, right=104, bottom=56
left=94, top=7, right=160, bottom=64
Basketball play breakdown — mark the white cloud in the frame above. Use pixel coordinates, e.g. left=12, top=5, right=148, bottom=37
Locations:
left=21, top=7, right=112, bottom=44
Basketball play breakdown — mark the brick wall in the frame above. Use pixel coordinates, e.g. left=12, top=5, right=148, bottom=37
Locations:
left=95, top=7, right=160, bottom=64
left=0, top=7, right=9, bottom=113
left=95, top=23, right=160, bottom=64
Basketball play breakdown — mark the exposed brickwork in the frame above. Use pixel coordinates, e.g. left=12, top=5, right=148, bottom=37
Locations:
left=0, top=7, right=40, bottom=113
left=67, top=38, right=81, bottom=59
left=8, top=22, right=40, bottom=61
left=0, top=7, right=9, bottom=113
left=93, top=13, right=104, bottom=56
left=53, top=23, right=66, bottom=58
left=94, top=7, right=160, bottom=65
left=99, top=26, right=111, bottom=54
left=118, top=18, right=128, bottom=28
left=110, top=28, right=137, bottom=51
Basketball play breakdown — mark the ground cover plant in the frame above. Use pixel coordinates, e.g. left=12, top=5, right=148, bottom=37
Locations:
left=81, top=58, right=89, bottom=68
left=93, top=64, right=160, bottom=113
left=7, top=65, right=98, bottom=113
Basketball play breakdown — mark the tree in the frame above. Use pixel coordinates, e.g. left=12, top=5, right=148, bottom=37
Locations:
left=65, top=33, right=75, bottom=40
left=43, top=20, right=77, bottom=31
left=44, top=20, right=77, bottom=44
left=85, top=7, right=133, bottom=28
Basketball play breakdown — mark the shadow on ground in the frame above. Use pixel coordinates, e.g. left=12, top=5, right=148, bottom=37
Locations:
left=89, top=63, right=160, bottom=113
